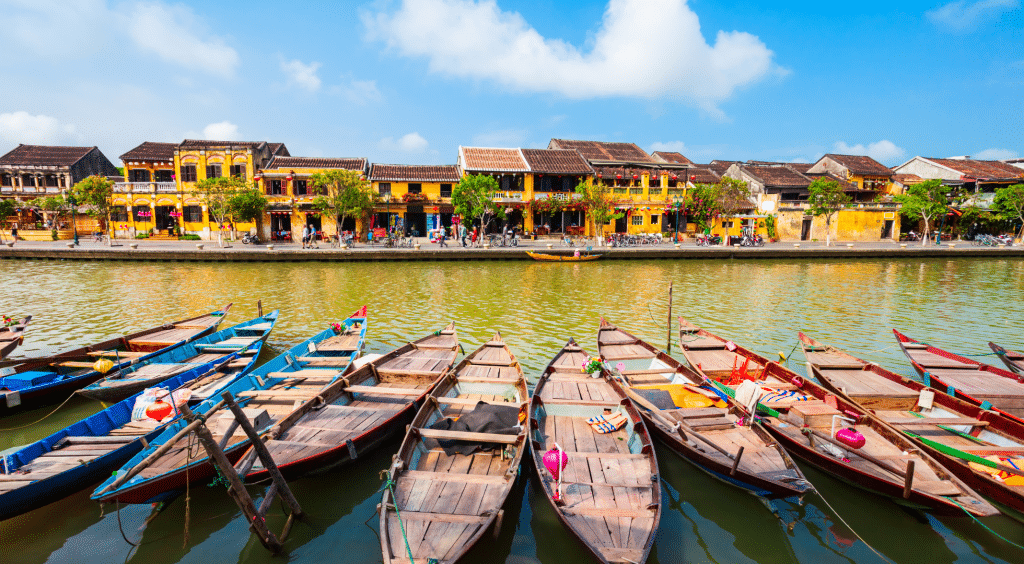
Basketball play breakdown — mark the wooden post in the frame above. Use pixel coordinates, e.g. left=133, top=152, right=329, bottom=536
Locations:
left=177, top=403, right=282, bottom=553
left=903, top=460, right=915, bottom=499
left=257, top=300, right=263, bottom=317
left=666, top=282, right=673, bottom=354
left=730, top=446, right=745, bottom=476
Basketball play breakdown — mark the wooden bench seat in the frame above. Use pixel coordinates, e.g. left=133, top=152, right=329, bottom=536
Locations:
left=400, top=470, right=506, bottom=484
left=345, top=385, right=425, bottom=396
left=416, top=428, right=520, bottom=444
left=885, top=417, right=988, bottom=427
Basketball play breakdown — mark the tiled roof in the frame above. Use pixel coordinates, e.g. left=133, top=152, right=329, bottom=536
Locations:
left=593, top=166, right=648, bottom=179
left=928, top=158, right=1024, bottom=180
left=120, top=142, right=176, bottom=163
left=265, top=157, right=367, bottom=171
left=548, top=139, right=654, bottom=163
left=806, top=172, right=862, bottom=192
left=689, top=166, right=721, bottom=184
left=744, top=165, right=812, bottom=188
left=268, top=143, right=290, bottom=157
left=460, top=147, right=529, bottom=172
left=520, top=149, right=593, bottom=174
left=821, top=154, right=892, bottom=176
left=707, top=161, right=739, bottom=175
left=651, top=152, right=693, bottom=164
left=892, top=173, right=923, bottom=184
left=0, top=144, right=95, bottom=167
left=180, top=139, right=266, bottom=148
left=369, top=164, right=461, bottom=182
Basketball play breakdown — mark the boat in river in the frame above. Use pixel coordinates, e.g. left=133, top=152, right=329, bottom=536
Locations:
left=894, top=330, right=1024, bottom=424
left=598, top=318, right=812, bottom=498
left=526, top=251, right=600, bottom=262
left=380, top=333, right=528, bottom=564
left=0, top=305, right=231, bottom=416
left=0, top=344, right=263, bottom=522
left=530, top=338, right=660, bottom=564
left=800, top=332, right=1024, bottom=519
left=678, top=319, right=998, bottom=516
left=92, top=309, right=366, bottom=505
left=0, top=315, right=31, bottom=360
left=989, top=342, right=1024, bottom=375
left=77, top=310, right=278, bottom=402
left=241, top=323, right=460, bottom=481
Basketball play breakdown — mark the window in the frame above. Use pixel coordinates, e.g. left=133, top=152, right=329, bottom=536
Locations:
left=206, top=164, right=222, bottom=179
left=230, top=164, right=246, bottom=178
left=270, top=179, right=283, bottom=195
left=1, top=174, right=10, bottom=186
left=440, top=183, right=452, bottom=197
left=408, top=183, right=422, bottom=194
left=181, top=165, right=197, bottom=182
left=129, top=169, right=150, bottom=182
left=133, top=206, right=149, bottom=221
left=631, top=215, right=643, bottom=226
left=540, top=176, right=552, bottom=192
left=154, top=170, right=174, bottom=182
left=46, top=175, right=59, bottom=187
left=184, top=205, right=203, bottom=222
left=379, top=182, right=391, bottom=198
left=294, top=179, right=308, bottom=196
left=561, top=177, right=573, bottom=192
left=111, top=206, right=128, bottom=222
left=650, top=215, right=659, bottom=225
left=723, top=220, right=734, bottom=228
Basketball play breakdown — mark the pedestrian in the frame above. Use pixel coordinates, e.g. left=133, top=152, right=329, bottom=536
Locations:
left=439, top=226, right=448, bottom=248
left=310, top=224, right=319, bottom=249
left=459, top=223, right=468, bottom=247
left=301, top=224, right=310, bottom=249
left=471, top=227, right=478, bottom=247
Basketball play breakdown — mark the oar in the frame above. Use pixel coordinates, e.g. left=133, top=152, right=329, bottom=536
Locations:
left=620, top=385, right=739, bottom=461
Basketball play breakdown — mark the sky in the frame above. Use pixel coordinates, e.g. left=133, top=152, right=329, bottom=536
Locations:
left=0, top=0, right=1021, bottom=167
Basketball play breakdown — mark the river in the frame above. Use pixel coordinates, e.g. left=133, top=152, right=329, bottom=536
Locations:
left=1, top=257, right=1023, bottom=564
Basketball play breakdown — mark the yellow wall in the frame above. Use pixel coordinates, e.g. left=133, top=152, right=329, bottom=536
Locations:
left=776, top=208, right=900, bottom=241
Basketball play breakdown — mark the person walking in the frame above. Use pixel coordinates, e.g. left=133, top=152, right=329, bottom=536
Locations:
left=309, top=224, right=320, bottom=249
left=459, top=222, right=468, bottom=247
left=301, top=224, right=310, bottom=249
left=439, top=226, right=448, bottom=248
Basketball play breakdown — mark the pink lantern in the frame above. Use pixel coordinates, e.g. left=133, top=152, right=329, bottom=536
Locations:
left=543, top=447, right=569, bottom=480
left=836, top=427, right=866, bottom=449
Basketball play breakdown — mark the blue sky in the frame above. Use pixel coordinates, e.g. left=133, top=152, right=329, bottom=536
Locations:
left=0, top=0, right=1020, bottom=167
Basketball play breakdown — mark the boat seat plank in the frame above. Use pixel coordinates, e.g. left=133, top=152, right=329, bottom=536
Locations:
left=805, top=352, right=865, bottom=369
left=316, top=334, right=361, bottom=351
left=416, top=429, right=520, bottom=444
left=52, top=361, right=98, bottom=368
left=385, top=510, right=489, bottom=524
left=237, top=389, right=319, bottom=399
left=885, top=417, right=988, bottom=426
left=914, top=480, right=962, bottom=496
left=562, top=506, right=656, bottom=518
left=620, top=368, right=677, bottom=375
left=964, top=446, right=1024, bottom=453
left=85, top=351, right=146, bottom=358
left=540, top=398, right=623, bottom=408
left=345, top=385, right=425, bottom=396
left=400, top=470, right=507, bottom=484
left=909, top=352, right=976, bottom=369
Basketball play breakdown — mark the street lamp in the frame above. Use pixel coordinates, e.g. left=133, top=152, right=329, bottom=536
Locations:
left=67, top=194, right=79, bottom=245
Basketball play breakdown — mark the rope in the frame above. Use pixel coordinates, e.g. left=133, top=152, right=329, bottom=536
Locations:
left=115, top=499, right=140, bottom=547
left=0, top=390, right=80, bottom=430
left=951, top=499, right=1024, bottom=551
left=813, top=490, right=896, bottom=563
left=382, top=470, right=416, bottom=564
left=183, top=430, right=195, bottom=548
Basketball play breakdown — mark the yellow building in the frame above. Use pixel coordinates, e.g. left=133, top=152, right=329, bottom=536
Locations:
left=116, top=142, right=178, bottom=238
left=258, top=157, right=368, bottom=241
left=367, top=164, right=461, bottom=237
left=807, top=154, right=894, bottom=196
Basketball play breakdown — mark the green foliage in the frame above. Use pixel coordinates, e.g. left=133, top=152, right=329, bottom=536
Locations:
left=178, top=234, right=202, bottom=241
left=993, top=183, right=1024, bottom=238
left=71, top=176, right=114, bottom=219
left=716, top=177, right=753, bottom=217
left=764, top=214, right=777, bottom=240
left=894, top=179, right=950, bottom=245
left=574, top=180, right=622, bottom=237
left=195, top=176, right=248, bottom=237
left=227, top=189, right=268, bottom=230
left=686, top=184, right=721, bottom=231
left=135, top=232, right=150, bottom=239
left=116, top=167, right=125, bottom=176
left=452, top=174, right=504, bottom=230
left=310, top=170, right=376, bottom=235
left=806, top=177, right=851, bottom=246
left=0, top=199, right=14, bottom=243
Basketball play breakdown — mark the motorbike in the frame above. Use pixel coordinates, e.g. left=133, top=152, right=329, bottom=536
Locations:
left=242, top=233, right=261, bottom=245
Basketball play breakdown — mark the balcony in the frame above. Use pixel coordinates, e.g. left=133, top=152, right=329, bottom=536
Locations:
left=114, top=182, right=178, bottom=194
left=629, top=188, right=644, bottom=195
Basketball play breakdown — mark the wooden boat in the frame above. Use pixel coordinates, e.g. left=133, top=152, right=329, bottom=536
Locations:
left=380, top=333, right=529, bottom=564
left=77, top=310, right=279, bottom=402
left=92, top=308, right=366, bottom=505
left=0, top=346, right=263, bottom=522
left=800, top=333, right=1024, bottom=519
left=529, top=338, right=661, bottom=564
left=241, top=323, right=460, bottom=481
left=678, top=319, right=998, bottom=516
left=989, top=342, right=1024, bottom=375
left=598, top=319, right=811, bottom=498
left=526, top=251, right=601, bottom=262
left=0, top=316, right=31, bottom=360
left=894, top=329, right=1024, bottom=424
left=0, top=305, right=231, bottom=415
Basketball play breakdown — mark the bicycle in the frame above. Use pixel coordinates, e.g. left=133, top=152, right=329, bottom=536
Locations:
left=92, top=232, right=108, bottom=244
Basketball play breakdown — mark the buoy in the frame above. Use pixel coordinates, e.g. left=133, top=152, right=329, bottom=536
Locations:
left=543, top=448, right=569, bottom=480
left=778, top=351, right=787, bottom=362
left=835, top=427, right=866, bottom=449
left=93, top=358, right=114, bottom=374
left=145, top=400, right=173, bottom=421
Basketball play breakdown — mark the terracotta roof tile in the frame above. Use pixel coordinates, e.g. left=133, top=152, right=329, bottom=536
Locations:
left=268, top=143, right=289, bottom=157
left=928, top=158, right=1024, bottom=180
left=744, top=165, right=812, bottom=188
left=821, top=154, right=892, bottom=176
left=369, top=164, right=461, bottom=182
left=520, top=149, right=593, bottom=174
left=460, top=147, right=529, bottom=172
left=266, top=157, right=366, bottom=171
left=806, top=172, right=862, bottom=192
left=593, top=166, right=648, bottom=179
left=651, top=151, right=693, bottom=164
left=548, top=139, right=654, bottom=163
left=707, top=160, right=739, bottom=175
left=119, top=142, right=176, bottom=163
left=0, top=144, right=95, bottom=167
left=892, top=173, right=923, bottom=184
left=688, top=167, right=721, bottom=184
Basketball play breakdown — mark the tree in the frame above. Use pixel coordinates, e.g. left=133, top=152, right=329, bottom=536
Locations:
left=310, top=170, right=377, bottom=241
left=716, top=177, right=754, bottom=219
left=452, top=174, right=504, bottom=236
left=806, top=177, right=851, bottom=247
left=894, top=179, right=949, bottom=246
left=28, top=195, right=72, bottom=233
left=993, top=183, right=1024, bottom=241
left=228, top=189, right=268, bottom=237
left=195, top=176, right=246, bottom=246
left=686, top=183, right=722, bottom=232
left=71, top=175, right=114, bottom=246
left=574, top=180, right=622, bottom=243
left=0, top=199, right=14, bottom=244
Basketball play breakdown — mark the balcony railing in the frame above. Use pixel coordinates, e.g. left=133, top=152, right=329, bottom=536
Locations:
left=629, top=188, right=644, bottom=195
left=114, top=182, right=178, bottom=193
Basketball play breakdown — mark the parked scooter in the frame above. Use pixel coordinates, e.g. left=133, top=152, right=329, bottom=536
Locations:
left=242, top=233, right=261, bottom=245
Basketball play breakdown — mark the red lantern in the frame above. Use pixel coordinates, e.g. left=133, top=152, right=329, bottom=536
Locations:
left=253, top=175, right=262, bottom=181
left=671, top=175, right=678, bottom=180
left=145, top=400, right=173, bottom=421
left=690, top=175, right=696, bottom=181
left=286, top=175, right=293, bottom=181
left=616, top=174, right=622, bottom=179
left=632, top=174, right=639, bottom=180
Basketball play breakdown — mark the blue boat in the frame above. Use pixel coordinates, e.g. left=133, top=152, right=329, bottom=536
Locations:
left=0, top=339, right=265, bottom=522
left=92, top=307, right=367, bottom=505
left=77, top=310, right=280, bottom=403
left=0, top=304, right=232, bottom=416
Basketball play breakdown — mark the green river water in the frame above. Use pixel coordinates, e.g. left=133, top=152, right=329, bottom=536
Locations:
left=1, top=257, right=1023, bottom=564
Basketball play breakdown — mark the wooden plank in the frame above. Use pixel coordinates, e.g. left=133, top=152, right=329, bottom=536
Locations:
left=416, top=429, right=520, bottom=444
left=237, top=390, right=318, bottom=399
left=435, top=396, right=512, bottom=407
left=540, top=398, right=623, bottom=408
left=401, top=470, right=506, bottom=484
left=345, top=385, right=425, bottom=396
left=562, top=506, right=656, bottom=518
left=386, top=510, right=489, bottom=524
left=885, top=417, right=988, bottom=426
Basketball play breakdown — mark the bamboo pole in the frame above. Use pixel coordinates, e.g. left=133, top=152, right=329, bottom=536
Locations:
left=802, top=428, right=908, bottom=478
left=666, top=282, right=673, bottom=355
left=621, top=385, right=737, bottom=460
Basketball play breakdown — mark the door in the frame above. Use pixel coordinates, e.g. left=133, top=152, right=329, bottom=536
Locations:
left=155, top=206, right=175, bottom=233
left=801, top=218, right=812, bottom=241
left=615, top=215, right=627, bottom=233
left=881, top=220, right=894, bottom=239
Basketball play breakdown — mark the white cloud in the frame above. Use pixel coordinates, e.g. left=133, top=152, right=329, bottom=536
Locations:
left=380, top=132, right=430, bottom=152
left=127, top=2, right=240, bottom=77
left=330, top=79, right=383, bottom=105
left=202, top=121, right=240, bottom=141
left=834, top=140, right=906, bottom=165
left=649, top=141, right=689, bottom=154
left=280, top=58, right=322, bottom=91
left=926, top=0, right=1019, bottom=32
left=974, top=148, right=1019, bottom=160
left=0, top=111, right=78, bottom=146
left=363, top=0, right=782, bottom=111
left=471, top=129, right=528, bottom=147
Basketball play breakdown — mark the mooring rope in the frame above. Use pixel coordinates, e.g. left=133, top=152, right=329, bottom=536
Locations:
left=951, top=499, right=1024, bottom=551
left=381, top=469, right=416, bottom=564
left=0, top=391, right=80, bottom=431
left=115, top=499, right=140, bottom=548
left=813, top=490, right=897, bottom=564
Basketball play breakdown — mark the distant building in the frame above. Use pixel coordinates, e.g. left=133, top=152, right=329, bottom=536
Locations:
left=260, top=156, right=368, bottom=241
left=651, top=151, right=693, bottom=165
left=367, top=163, right=461, bottom=236
left=891, top=157, right=1023, bottom=193
left=807, top=154, right=893, bottom=194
